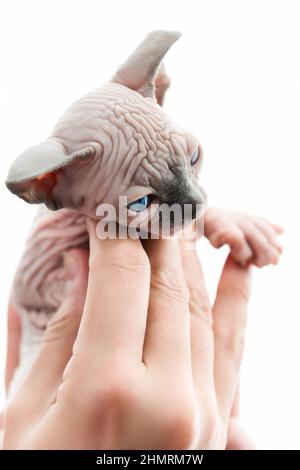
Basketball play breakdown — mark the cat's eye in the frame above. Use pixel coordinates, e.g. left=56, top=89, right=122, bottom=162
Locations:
left=128, top=195, right=152, bottom=212
left=191, top=148, right=199, bottom=165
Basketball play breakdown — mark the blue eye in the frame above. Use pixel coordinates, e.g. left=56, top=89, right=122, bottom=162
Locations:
left=128, top=195, right=152, bottom=212
left=191, top=149, right=199, bottom=165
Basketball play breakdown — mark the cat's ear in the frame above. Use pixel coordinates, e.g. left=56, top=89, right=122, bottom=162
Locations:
left=6, top=139, right=95, bottom=209
left=154, top=63, right=171, bottom=106
left=111, top=30, right=181, bottom=105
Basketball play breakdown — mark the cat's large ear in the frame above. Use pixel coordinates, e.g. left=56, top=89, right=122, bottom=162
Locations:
left=154, top=63, right=171, bottom=106
left=111, top=30, right=181, bottom=105
left=6, top=139, right=95, bottom=209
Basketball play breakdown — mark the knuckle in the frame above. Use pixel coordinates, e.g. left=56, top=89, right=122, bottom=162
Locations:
left=114, top=243, right=150, bottom=269
left=206, top=228, right=224, bottom=246
left=151, top=269, right=189, bottom=303
left=189, top=288, right=212, bottom=319
left=99, top=246, right=150, bottom=283
left=211, top=228, right=243, bottom=248
left=79, top=362, right=140, bottom=414
left=160, top=395, right=197, bottom=449
left=229, top=231, right=245, bottom=247
left=102, top=375, right=138, bottom=409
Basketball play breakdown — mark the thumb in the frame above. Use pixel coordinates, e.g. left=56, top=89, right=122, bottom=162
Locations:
left=14, top=248, right=89, bottom=421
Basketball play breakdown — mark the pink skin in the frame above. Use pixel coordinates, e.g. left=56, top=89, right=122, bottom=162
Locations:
left=4, top=31, right=283, bottom=447
left=204, top=208, right=283, bottom=267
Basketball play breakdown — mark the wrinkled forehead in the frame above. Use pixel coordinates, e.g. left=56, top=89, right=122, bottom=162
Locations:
left=51, top=82, right=192, bottom=154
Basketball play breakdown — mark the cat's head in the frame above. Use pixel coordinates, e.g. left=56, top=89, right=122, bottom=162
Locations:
left=6, top=31, right=206, bottom=234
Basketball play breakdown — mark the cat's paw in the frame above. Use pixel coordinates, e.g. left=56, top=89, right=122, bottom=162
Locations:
left=204, top=207, right=283, bottom=267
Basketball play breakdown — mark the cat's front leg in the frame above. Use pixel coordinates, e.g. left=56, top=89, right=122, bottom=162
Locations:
left=204, top=207, right=283, bottom=267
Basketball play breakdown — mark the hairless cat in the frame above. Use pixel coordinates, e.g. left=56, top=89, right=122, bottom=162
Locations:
left=5, top=31, right=282, bottom=395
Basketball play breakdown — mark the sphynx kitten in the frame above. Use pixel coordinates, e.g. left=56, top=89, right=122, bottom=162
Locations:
left=5, top=31, right=282, bottom=400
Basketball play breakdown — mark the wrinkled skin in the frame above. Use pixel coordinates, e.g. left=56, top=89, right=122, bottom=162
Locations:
left=50, top=83, right=205, bottom=218
left=5, top=31, right=282, bottom=448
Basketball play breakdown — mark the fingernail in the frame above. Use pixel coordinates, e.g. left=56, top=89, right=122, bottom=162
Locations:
left=63, top=251, right=78, bottom=280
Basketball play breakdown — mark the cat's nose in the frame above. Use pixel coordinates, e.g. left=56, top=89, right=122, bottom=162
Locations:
left=159, top=173, right=206, bottom=214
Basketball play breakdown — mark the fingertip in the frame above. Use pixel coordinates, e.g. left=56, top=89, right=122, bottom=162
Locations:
left=273, top=223, right=284, bottom=234
left=272, top=241, right=283, bottom=254
left=271, top=250, right=282, bottom=265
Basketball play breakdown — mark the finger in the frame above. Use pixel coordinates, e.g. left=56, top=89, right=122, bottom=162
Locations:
left=179, top=240, right=218, bottom=421
left=209, top=224, right=253, bottom=265
left=213, top=255, right=251, bottom=427
left=229, top=383, right=240, bottom=419
left=241, top=222, right=280, bottom=266
left=253, top=219, right=283, bottom=253
left=13, top=248, right=89, bottom=419
left=5, top=304, right=22, bottom=394
left=76, top=219, right=150, bottom=364
left=142, top=238, right=190, bottom=374
left=268, top=220, right=284, bottom=234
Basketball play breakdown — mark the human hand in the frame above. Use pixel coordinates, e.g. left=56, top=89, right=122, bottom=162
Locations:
left=179, top=237, right=253, bottom=449
left=3, top=221, right=252, bottom=449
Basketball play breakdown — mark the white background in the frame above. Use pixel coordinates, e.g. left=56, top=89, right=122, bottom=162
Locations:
left=0, top=0, right=299, bottom=449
